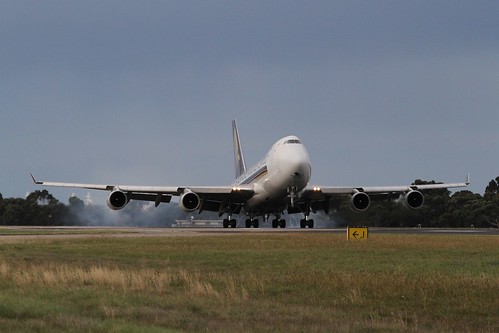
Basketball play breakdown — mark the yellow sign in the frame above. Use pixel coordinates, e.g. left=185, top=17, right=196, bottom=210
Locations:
left=347, top=226, right=369, bottom=240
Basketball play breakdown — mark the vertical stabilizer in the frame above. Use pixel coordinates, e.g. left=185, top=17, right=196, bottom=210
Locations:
left=232, top=119, right=247, bottom=178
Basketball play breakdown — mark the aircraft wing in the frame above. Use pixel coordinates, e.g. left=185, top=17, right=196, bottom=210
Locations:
left=297, top=175, right=470, bottom=213
left=304, top=174, right=470, bottom=196
left=30, top=174, right=254, bottom=212
left=317, top=181, right=470, bottom=195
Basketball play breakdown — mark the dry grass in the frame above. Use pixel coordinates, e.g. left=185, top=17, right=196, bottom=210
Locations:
left=0, top=259, right=250, bottom=302
left=0, top=232, right=497, bottom=332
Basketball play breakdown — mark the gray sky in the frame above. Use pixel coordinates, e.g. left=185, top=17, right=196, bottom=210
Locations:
left=1, top=0, right=498, bottom=203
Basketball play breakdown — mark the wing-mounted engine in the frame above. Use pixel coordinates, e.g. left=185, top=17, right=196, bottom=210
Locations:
left=349, top=191, right=370, bottom=212
left=107, top=190, right=129, bottom=210
left=404, top=190, right=424, bottom=209
left=179, top=190, right=200, bottom=212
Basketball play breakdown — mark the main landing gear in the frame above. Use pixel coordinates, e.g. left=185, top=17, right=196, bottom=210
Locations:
left=271, top=219, right=286, bottom=228
left=300, top=200, right=314, bottom=228
left=222, top=217, right=237, bottom=228
left=300, top=217, right=314, bottom=228
left=245, top=218, right=259, bottom=228
left=221, top=214, right=260, bottom=228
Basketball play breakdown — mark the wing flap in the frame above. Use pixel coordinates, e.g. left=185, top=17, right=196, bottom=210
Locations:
left=129, top=193, right=172, bottom=203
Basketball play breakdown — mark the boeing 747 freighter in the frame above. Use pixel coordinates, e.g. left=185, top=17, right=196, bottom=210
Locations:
left=32, top=120, right=469, bottom=228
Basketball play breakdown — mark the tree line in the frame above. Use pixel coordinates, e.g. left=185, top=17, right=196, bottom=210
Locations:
left=1, top=178, right=499, bottom=227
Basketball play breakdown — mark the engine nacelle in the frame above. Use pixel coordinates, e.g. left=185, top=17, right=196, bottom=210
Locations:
left=107, top=190, right=129, bottom=210
left=404, top=190, right=424, bottom=210
left=179, top=191, right=200, bottom=212
left=349, top=192, right=371, bottom=212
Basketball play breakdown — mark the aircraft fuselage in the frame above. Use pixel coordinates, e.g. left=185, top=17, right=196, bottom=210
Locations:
left=233, top=135, right=311, bottom=215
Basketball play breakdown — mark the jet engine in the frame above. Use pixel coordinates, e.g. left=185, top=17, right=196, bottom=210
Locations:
left=404, top=190, right=424, bottom=209
left=349, top=192, right=370, bottom=212
left=107, top=190, right=129, bottom=210
left=179, top=191, right=200, bottom=212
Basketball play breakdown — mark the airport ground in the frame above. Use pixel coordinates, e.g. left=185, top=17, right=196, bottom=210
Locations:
left=1, top=225, right=498, bottom=239
left=0, top=226, right=497, bottom=332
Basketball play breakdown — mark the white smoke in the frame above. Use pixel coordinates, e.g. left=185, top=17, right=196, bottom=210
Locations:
left=67, top=196, right=346, bottom=228
left=67, top=200, right=188, bottom=227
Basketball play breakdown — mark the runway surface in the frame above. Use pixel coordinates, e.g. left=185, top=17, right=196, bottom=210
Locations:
left=0, top=226, right=497, bottom=241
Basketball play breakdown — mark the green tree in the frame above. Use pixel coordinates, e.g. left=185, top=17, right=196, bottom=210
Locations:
left=439, top=191, right=488, bottom=227
left=482, top=177, right=499, bottom=227
left=0, top=193, right=4, bottom=224
left=484, top=177, right=499, bottom=198
left=2, top=198, right=25, bottom=225
left=24, top=190, right=67, bottom=225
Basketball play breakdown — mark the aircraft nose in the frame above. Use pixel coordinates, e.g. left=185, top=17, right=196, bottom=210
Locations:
left=286, top=154, right=311, bottom=180
left=295, top=161, right=311, bottom=179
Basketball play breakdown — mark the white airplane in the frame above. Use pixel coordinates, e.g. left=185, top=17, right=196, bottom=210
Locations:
left=32, top=120, right=469, bottom=228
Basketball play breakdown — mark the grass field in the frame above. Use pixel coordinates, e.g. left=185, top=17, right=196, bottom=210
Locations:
left=0, top=230, right=497, bottom=332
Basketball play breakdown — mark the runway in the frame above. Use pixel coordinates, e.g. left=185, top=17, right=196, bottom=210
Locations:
left=0, top=226, right=497, bottom=241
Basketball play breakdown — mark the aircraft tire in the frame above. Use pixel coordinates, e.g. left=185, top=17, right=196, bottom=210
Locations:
left=272, top=219, right=278, bottom=228
left=230, top=219, right=237, bottom=228
left=245, top=219, right=251, bottom=228
left=300, top=219, right=306, bottom=228
left=308, top=219, right=314, bottom=229
left=223, top=219, right=229, bottom=228
left=254, top=219, right=259, bottom=228
left=279, top=219, right=286, bottom=228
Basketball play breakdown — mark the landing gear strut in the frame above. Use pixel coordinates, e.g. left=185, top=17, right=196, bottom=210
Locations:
left=288, top=187, right=298, bottom=208
left=300, top=200, right=314, bottom=228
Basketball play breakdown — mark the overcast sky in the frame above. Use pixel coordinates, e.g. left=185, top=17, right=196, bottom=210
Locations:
left=1, top=0, right=498, bottom=203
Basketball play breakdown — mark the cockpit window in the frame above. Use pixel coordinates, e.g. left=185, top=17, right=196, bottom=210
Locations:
left=284, top=139, right=302, bottom=144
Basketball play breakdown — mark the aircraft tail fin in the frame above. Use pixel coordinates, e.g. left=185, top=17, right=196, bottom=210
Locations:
left=232, top=119, right=247, bottom=178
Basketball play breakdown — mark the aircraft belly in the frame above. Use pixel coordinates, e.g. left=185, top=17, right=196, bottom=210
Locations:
left=243, top=196, right=287, bottom=215
left=243, top=183, right=287, bottom=214
left=243, top=175, right=299, bottom=215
